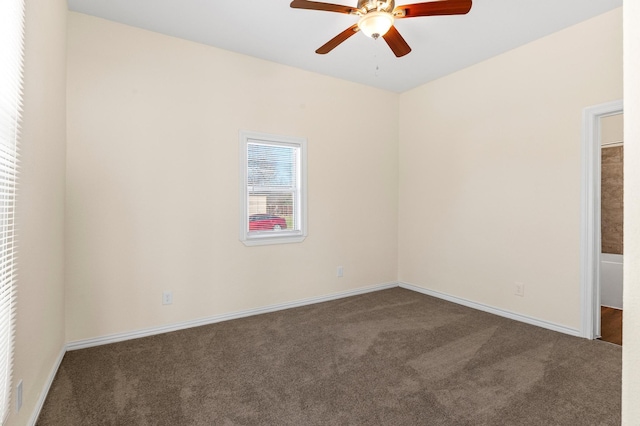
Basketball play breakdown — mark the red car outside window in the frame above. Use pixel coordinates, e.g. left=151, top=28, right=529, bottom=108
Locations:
left=249, top=214, right=287, bottom=231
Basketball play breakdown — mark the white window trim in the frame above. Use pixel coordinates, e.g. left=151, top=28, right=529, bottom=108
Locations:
left=239, top=130, right=308, bottom=246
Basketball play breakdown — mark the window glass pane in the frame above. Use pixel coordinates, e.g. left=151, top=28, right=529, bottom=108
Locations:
left=247, top=141, right=298, bottom=234
left=248, top=143, right=296, bottom=189
left=248, top=192, right=296, bottom=231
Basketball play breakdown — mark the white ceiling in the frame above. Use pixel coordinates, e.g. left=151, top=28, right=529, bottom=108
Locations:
left=66, top=0, right=622, bottom=93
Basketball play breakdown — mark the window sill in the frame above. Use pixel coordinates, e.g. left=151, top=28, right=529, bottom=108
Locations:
left=241, top=234, right=307, bottom=247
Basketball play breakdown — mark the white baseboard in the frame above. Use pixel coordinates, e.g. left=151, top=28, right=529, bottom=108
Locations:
left=66, top=282, right=398, bottom=351
left=398, top=281, right=581, bottom=337
left=28, top=346, right=66, bottom=426
left=63, top=280, right=582, bottom=350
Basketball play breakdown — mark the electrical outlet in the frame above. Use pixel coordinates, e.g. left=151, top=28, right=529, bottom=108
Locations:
left=162, top=291, right=173, bottom=305
left=16, top=380, right=22, bottom=412
left=337, top=266, right=344, bottom=278
left=515, top=283, right=525, bottom=297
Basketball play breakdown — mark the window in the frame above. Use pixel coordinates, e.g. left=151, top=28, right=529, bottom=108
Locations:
left=0, top=0, right=23, bottom=420
left=239, top=131, right=307, bottom=246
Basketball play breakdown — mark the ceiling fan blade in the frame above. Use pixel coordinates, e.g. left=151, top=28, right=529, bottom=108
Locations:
left=316, top=24, right=360, bottom=54
left=290, top=0, right=357, bottom=14
left=382, top=25, right=411, bottom=57
left=394, top=0, right=472, bottom=18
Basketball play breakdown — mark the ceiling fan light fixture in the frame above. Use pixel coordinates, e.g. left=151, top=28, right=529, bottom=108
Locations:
left=357, top=11, right=394, bottom=39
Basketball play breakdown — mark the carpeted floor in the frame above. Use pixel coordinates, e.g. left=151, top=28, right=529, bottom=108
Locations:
left=37, top=288, right=621, bottom=425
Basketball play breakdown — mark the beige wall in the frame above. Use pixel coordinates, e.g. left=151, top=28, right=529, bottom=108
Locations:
left=11, top=0, right=67, bottom=424
left=601, top=113, right=624, bottom=146
left=398, top=9, right=622, bottom=330
left=65, top=13, right=399, bottom=342
left=622, top=0, right=640, bottom=422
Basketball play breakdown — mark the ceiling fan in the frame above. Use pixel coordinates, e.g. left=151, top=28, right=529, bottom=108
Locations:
left=290, top=0, right=472, bottom=57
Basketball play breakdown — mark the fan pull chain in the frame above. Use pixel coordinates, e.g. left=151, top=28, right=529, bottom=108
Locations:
left=374, top=40, right=380, bottom=77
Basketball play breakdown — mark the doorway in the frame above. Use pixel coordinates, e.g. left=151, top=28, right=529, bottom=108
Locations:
left=580, top=100, right=623, bottom=340
left=599, top=113, right=624, bottom=345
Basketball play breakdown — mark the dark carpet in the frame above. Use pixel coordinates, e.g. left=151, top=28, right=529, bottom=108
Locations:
left=37, top=288, right=621, bottom=425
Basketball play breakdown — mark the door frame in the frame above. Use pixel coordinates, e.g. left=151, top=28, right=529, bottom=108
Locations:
left=580, top=99, right=623, bottom=339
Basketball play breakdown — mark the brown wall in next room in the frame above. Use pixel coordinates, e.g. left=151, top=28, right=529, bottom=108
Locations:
left=601, top=145, right=623, bottom=255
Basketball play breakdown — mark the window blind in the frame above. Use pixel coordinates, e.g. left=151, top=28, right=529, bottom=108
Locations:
left=0, top=0, right=24, bottom=420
